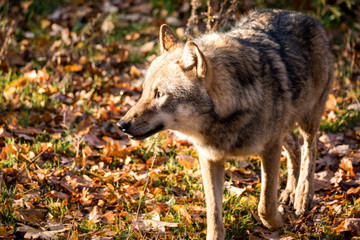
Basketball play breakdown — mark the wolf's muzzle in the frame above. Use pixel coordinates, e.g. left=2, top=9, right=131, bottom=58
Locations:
left=117, top=120, right=131, bottom=132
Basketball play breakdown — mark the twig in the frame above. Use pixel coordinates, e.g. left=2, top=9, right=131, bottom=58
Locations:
left=206, top=0, right=213, bottom=32
left=135, top=151, right=156, bottom=222
left=0, top=20, right=15, bottom=64
left=14, top=147, right=50, bottom=179
left=0, top=171, right=4, bottom=192
left=185, top=0, right=202, bottom=40
left=127, top=136, right=158, bottom=240
left=212, top=0, right=228, bottom=31
left=132, top=155, right=155, bottom=239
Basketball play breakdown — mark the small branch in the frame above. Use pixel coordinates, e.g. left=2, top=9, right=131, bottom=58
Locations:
left=206, top=0, right=213, bottom=32
left=14, top=148, right=50, bottom=179
left=212, top=0, right=228, bottom=31
left=135, top=142, right=157, bottom=222
left=128, top=136, right=158, bottom=239
left=185, top=0, right=202, bottom=40
left=0, top=20, right=15, bottom=64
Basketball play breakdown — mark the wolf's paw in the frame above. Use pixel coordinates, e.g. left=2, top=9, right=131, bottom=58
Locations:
left=294, top=189, right=313, bottom=216
left=279, top=189, right=295, bottom=206
left=259, top=211, right=284, bottom=230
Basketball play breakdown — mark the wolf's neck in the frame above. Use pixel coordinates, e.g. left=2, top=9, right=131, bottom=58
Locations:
left=203, top=59, right=241, bottom=119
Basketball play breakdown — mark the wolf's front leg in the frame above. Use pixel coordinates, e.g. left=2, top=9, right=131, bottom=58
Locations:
left=199, top=155, right=225, bottom=240
left=259, top=140, right=284, bottom=230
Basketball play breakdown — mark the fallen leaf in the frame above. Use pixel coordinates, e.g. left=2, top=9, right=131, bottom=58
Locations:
left=0, top=226, right=10, bottom=237
left=172, top=186, right=186, bottom=197
left=318, top=133, right=344, bottom=147
left=77, top=118, right=95, bottom=135
left=344, top=218, right=360, bottom=234
left=129, top=3, right=152, bottom=14
left=45, top=190, right=70, bottom=200
left=176, top=154, right=198, bottom=169
left=224, top=181, right=246, bottom=197
left=14, top=209, right=47, bottom=226
left=139, top=42, right=155, bottom=55
left=88, top=206, right=101, bottom=225
left=314, top=170, right=334, bottom=191
left=101, top=211, right=116, bottom=224
left=85, top=134, right=106, bottom=148
left=329, top=144, right=350, bottom=156
left=133, top=216, right=179, bottom=232
left=17, top=223, right=71, bottom=240
left=347, top=186, right=360, bottom=196
left=339, top=157, right=355, bottom=177
left=129, top=65, right=142, bottom=78
left=64, top=64, right=83, bottom=72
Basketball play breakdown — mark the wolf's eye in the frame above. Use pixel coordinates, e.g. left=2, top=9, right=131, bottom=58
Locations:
left=154, top=89, right=164, bottom=98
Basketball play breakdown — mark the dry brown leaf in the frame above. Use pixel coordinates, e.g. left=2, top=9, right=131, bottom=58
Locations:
left=339, top=157, right=355, bottom=177
left=101, top=211, right=116, bottom=224
left=146, top=156, right=168, bottom=166
left=347, top=186, right=360, bottom=196
left=12, top=126, right=43, bottom=136
left=129, top=65, right=143, bottom=78
left=329, top=144, right=350, bottom=156
left=224, top=181, right=247, bottom=197
left=0, top=226, right=10, bottom=237
left=45, top=190, right=70, bottom=200
left=88, top=206, right=101, bottom=225
left=14, top=209, right=47, bottom=225
left=0, top=144, right=17, bottom=160
left=133, top=216, right=179, bottom=233
left=176, top=154, right=198, bottom=170
left=85, top=134, right=106, bottom=148
left=344, top=218, right=360, bottom=233
left=102, top=171, right=123, bottom=183
left=139, top=42, right=155, bottom=55
left=318, top=133, right=344, bottom=147
left=314, top=170, right=334, bottom=191
left=77, top=118, right=95, bottom=135
left=17, top=223, right=71, bottom=240
left=325, top=93, right=337, bottom=111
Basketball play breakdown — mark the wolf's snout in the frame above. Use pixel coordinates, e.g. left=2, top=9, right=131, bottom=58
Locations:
left=117, top=120, right=131, bottom=132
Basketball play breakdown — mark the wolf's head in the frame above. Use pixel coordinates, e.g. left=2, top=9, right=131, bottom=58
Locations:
left=117, top=25, right=214, bottom=140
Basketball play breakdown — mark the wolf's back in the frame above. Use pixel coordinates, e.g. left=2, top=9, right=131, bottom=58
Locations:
left=190, top=9, right=333, bottom=151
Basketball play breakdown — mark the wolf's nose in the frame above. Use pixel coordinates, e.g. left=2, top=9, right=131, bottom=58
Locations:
left=117, top=120, right=131, bottom=132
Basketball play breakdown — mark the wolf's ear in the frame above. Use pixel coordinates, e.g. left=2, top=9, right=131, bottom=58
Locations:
left=159, top=24, right=179, bottom=53
left=179, top=41, right=206, bottom=78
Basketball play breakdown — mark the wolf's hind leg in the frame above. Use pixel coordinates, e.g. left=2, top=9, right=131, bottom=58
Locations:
left=280, top=132, right=300, bottom=206
left=258, top=139, right=284, bottom=230
left=294, top=113, right=319, bottom=216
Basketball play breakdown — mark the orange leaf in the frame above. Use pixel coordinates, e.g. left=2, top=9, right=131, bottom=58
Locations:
left=64, top=64, right=83, bottom=72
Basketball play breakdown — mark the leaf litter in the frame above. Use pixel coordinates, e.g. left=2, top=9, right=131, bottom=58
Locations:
left=0, top=0, right=359, bottom=239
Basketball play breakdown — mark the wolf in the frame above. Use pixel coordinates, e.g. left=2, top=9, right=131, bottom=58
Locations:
left=117, top=9, right=333, bottom=239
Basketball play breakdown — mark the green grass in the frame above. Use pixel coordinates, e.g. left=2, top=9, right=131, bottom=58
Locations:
left=224, top=194, right=257, bottom=238
left=0, top=0, right=359, bottom=239
left=45, top=197, right=68, bottom=219
left=320, top=109, right=360, bottom=132
left=0, top=185, right=17, bottom=227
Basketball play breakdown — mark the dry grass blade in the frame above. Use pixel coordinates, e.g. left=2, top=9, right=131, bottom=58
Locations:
left=14, top=147, right=50, bottom=180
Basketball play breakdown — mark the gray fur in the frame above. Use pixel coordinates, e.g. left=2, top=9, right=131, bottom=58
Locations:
left=118, top=9, right=333, bottom=239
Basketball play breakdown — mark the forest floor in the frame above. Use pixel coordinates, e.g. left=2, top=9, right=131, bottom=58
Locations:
left=0, top=0, right=360, bottom=239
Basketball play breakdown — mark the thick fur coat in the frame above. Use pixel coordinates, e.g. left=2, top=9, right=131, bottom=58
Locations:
left=118, top=9, right=333, bottom=239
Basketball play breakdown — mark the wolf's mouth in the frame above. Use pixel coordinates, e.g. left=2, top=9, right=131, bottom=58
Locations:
left=127, top=124, right=164, bottom=140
